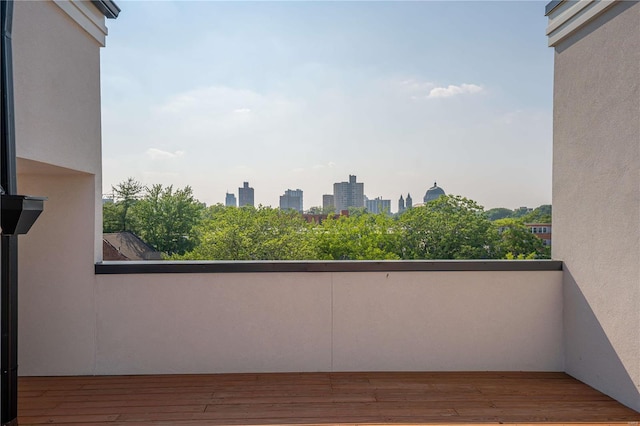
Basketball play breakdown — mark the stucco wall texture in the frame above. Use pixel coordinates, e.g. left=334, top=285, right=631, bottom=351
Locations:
left=552, top=1, right=640, bottom=411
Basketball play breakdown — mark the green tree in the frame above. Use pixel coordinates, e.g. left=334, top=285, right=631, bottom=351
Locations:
left=306, top=206, right=334, bottom=215
left=493, top=218, right=548, bottom=259
left=131, top=184, right=206, bottom=256
left=521, top=204, right=552, bottom=223
left=398, top=195, right=499, bottom=259
left=177, top=206, right=317, bottom=260
left=485, top=207, right=513, bottom=221
left=511, top=206, right=532, bottom=218
left=103, top=201, right=122, bottom=233
left=109, top=177, right=144, bottom=231
left=313, top=213, right=400, bottom=260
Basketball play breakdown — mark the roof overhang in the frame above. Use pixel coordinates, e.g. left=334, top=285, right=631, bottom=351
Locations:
left=52, top=0, right=120, bottom=46
left=545, top=0, right=619, bottom=47
left=91, top=0, right=120, bottom=19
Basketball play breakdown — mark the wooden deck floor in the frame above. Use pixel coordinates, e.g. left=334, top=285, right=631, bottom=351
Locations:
left=18, top=372, right=640, bottom=425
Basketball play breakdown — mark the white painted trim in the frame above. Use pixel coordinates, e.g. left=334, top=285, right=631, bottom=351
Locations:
left=52, top=0, right=108, bottom=47
left=547, top=0, right=619, bottom=46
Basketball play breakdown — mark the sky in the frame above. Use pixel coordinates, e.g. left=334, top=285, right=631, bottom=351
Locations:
left=100, top=0, right=554, bottom=212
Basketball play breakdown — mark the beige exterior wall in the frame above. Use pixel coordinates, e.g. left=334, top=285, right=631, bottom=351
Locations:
left=18, top=170, right=98, bottom=375
left=13, top=0, right=105, bottom=262
left=16, top=270, right=563, bottom=376
left=551, top=1, right=640, bottom=410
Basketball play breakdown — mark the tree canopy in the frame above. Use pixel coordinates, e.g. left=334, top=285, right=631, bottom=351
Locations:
left=173, top=205, right=317, bottom=260
left=103, top=179, right=205, bottom=256
left=398, top=195, right=499, bottom=259
left=104, top=183, right=551, bottom=260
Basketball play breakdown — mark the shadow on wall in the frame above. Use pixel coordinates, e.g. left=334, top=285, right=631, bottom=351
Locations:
left=563, top=268, right=640, bottom=410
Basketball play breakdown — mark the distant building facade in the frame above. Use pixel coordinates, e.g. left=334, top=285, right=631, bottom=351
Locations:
left=225, top=192, right=237, bottom=207
left=333, top=175, right=364, bottom=212
left=366, top=197, right=391, bottom=215
left=322, top=194, right=335, bottom=212
left=406, top=193, right=413, bottom=209
left=423, top=182, right=445, bottom=203
left=527, top=223, right=552, bottom=247
left=279, top=189, right=303, bottom=212
left=238, top=182, right=254, bottom=207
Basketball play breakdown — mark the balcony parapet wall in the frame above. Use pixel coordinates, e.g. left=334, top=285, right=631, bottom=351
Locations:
left=96, top=260, right=563, bottom=274
left=85, top=267, right=564, bottom=376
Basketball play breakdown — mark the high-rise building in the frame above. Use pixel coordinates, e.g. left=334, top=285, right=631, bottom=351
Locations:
left=398, top=195, right=405, bottom=214
left=406, top=193, right=413, bottom=209
left=322, top=194, right=335, bottom=212
left=238, top=182, right=254, bottom=207
left=366, top=197, right=391, bottom=215
left=279, top=189, right=303, bottom=212
left=333, top=175, right=364, bottom=212
left=225, top=192, right=237, bottom=207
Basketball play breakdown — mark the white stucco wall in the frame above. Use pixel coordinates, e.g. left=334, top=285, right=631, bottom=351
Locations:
left=552, top=0, right=640, bottom=411
left=13, top=0, right=105, bottom=262
left=18, top=170, right=98, bottom=375
left=17, top=269, right=563, bottom=376
left=13, top=0, right=102, bottom=176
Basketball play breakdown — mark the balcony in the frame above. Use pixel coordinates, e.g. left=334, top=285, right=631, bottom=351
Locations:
left=6, top=0, right=640, bottom=424
left=15, top=259, right=640, bottom=423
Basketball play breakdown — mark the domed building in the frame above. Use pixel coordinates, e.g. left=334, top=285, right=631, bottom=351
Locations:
left=423, top=182, right=445, bottom=203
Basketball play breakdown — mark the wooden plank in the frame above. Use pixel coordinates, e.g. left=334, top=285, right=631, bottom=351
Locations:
left=17, top=372, right=640, bottom=425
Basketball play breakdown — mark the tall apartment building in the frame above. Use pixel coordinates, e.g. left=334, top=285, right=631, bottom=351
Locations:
left=322, top=194, right=335, bottom=212
left=279, top=189, right=303, bottom=212
left=238, top=182, right=254, bottom=207
left=366, top=197, right=391, bottom=215
left=225, top=192, right=237, bottom=207
left=333, top=175, right=364, bottom=212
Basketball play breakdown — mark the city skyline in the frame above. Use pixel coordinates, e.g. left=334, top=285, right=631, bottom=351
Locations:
left=101, top=1, right=553, bottom=211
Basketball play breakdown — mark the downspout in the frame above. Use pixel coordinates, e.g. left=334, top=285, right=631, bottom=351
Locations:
left=0, top=0, right=18, bottom=424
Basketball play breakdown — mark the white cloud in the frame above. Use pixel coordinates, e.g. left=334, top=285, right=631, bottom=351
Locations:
left=146, top=148, right=185, bottom=160
left=428, top=83, right=484, bottom=99
left=234, top=108, right=252, bottom=113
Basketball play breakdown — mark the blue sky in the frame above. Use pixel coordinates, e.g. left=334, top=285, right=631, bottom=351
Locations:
left=101, top=1, right=553, bottom=211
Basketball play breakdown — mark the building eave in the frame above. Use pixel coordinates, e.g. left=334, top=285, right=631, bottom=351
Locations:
left=91, top=0, right=120, bottom=19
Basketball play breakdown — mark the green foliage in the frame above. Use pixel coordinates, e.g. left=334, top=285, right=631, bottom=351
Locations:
left=102, top=201, right=122, bottom=233
left=520, top=204, right=552, bottom=224
left=306, top=205, right=336, bottom=215
left=347, top=207, right=368, bottom=218
left=511, top=206, right=532, bottom=218
left=398, top=195, right=499, bottom=259
left=104, top=179, right=552, bottom=261
left=103, top=179, right=205, bottom=256
left=485, top=204, right=552, bottom=225
left=176, top=206, right=317, bottom=260
left=131, top=185, right=206, bottom=256
left=485, top=207, right=513, bottom=221
left=312, top=213, right=400, bottom=260
left=493, top=218, right=548, bottom=259
left=110, top=177, right=144, bottom=231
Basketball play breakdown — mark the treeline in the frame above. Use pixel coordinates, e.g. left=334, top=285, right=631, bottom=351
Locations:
left=103, top=178, right=550, bottom=260
left=486, top=205, right=551, bottom=223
